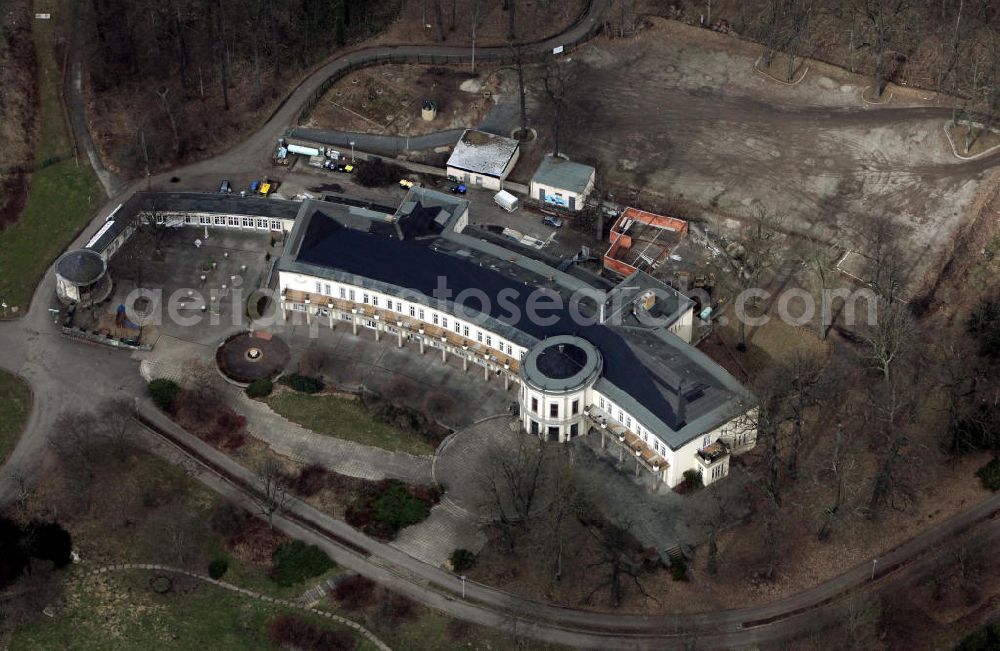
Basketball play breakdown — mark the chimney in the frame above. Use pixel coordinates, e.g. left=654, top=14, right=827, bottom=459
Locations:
left=675, top=380, right=687, bottom=428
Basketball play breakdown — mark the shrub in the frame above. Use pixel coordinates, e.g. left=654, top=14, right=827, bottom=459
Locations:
left=245, top=378, right=273, bottom=398
left=281, top=373, right=325, bottom=394
left=148, top=379, right=180, bottom=411
left=271, top=540, right=335, bottom=587
left=682, top=469, right=703, bottom=489
left=371, top=481, right=431, bottom=531
left=450, top=549, right=476, bottom=572
left=354, top=157, right=405, bottom=187
left=290, top=464, right=331, bottom=497
left=372, top=589, right=416, bottom=627
left=423, top=392, right=457, bottom=422
left=968, top=299, right=1000, bottom=360
left=976, top=459, right=1000, bottom=492
left=269, top=614, right=357, bottom=651
left=331, top=574, right=376, bottom=610
left=208, top=558, right=229, bottom=579
left=214, top=411, right=247, bottom=435
left=670, top=557, right=689, bottom=582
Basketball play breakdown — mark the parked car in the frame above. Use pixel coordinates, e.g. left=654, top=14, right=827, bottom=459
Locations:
left=336, top=164, right=354, bottom=173
left=250, top=180, right=261, bottom=193
left=542, top=215, right=563, bottom=228
left=449, top=183, right=467, bottom=194
left=219, top=179, right=231, bottom=194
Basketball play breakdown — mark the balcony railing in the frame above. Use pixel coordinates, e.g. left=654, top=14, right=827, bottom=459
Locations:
left=696, top=440, right=730, bottom=465
left=587, top=408, right=669, bottom=475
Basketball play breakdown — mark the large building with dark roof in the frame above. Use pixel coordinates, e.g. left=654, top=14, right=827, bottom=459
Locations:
left=69, top=188, right=755, bottom=488
left=277, top=187, right=756, bottom=488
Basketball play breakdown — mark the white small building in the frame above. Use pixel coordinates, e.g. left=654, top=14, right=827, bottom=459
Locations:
left=446, top=129, right=520, bottom=191
left=530, top=156, right=595, bottom=211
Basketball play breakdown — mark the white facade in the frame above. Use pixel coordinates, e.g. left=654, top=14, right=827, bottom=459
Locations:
left=278, top=265, right=756, bottom=488
left=530, top=168, right=595, bottom=212
left=446, top=147, right=520, bottom=191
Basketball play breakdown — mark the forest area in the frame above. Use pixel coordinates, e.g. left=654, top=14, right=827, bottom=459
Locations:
left=617, top=0, right=1000, bottom=148
left=0, top=0, right=37, bottom=229
left=82, top=0, right=402, bottom=173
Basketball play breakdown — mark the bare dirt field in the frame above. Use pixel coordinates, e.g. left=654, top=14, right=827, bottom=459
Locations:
left=0, top=0, right=37, bottom=229
left=530, top=18, right=999, bottom=295
left=302, top=64, right=506, bottom=136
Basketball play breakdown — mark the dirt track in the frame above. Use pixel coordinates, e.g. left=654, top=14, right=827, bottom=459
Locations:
left=557, top=20, right=999, bottom=291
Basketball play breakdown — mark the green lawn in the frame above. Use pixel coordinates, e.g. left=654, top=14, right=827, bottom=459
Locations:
left=0, top=2, right=100, bottom=314
left=0, top=370, right=31, bottom=462
left=9, top=571, right=369, bottom=651
left=265, top=391, right=435, bottom=456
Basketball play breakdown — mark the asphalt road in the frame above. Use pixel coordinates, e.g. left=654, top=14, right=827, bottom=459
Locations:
left=3, top=1, right=1000, bottom=647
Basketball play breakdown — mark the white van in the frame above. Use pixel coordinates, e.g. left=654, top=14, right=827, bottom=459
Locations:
left=494, top=190, right=519, bottom=212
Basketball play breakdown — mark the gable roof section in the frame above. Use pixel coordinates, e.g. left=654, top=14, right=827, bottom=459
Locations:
left=531, top=156, right=595, bottom=194
left=446, top=129, right=519, bottom=177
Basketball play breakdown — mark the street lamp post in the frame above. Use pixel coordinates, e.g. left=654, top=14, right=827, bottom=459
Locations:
left=460, top=575, right=467, bottom=599
left=349, top=141, right=356, bottom=162
left=871, top=558, right=878, bottom=580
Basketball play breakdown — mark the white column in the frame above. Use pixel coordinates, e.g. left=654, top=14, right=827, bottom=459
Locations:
left=351, top=308, right=358, bottom=336
left=418, top=328, right=425, bottom=354
left=441, top=337, right=447, bottom=362
left=462, top=345, right=469, bottom=371
left=374, top=314, right=381, bottom=342
left=328, top=303, right=334, bottom=329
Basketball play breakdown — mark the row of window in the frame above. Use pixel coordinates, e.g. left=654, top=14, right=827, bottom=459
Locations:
left=305, top=280, right=516, bottom=357
left=528, top=420, right=580, bottom=440
left=528, top=396, right=580, bottom=419
left=596, top=394, right=668, bottom=456
left=166, top=214, right=285, bottom=230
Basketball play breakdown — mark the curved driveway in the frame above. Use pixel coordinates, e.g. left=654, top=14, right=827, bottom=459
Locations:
left=3, top=2, right=1000, bottom=647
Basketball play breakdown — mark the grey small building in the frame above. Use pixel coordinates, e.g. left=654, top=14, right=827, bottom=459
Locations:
left=445, top=129, right=520, bottom=191
left=55, top=248, right=112, bottom=306
left=530, top=156, right=595, bottom=211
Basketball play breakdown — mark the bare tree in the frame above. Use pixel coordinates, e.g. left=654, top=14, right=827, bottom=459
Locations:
left=97, top=397, right=137, bottom=461
left=581, top=519, right=658, bottom=608
left=153, top=87, right=181, bottom=154
left=255, top=457, right=290, bottom=529
left=853, top=0, right=909, bottom=99
left=817, top=420, right=858, bottom=541
left=432, top=0, right=445, bottom=42
left=776, top=352, right=826, bottom=480
left=540, top=60, right=572, bottom=158
left=299, top=346, right=331, bottom=378
left=861, top=296, right=913, bottom=381
left=732, top=207, right=784, bottom=351
left=380, top=374, right=419, bottom=407
left=756, top=0, right=814, bottom=81
left=478, top=431, right=549, bottom=553
left=866, top=374, right=917, bottom=517
left=841, top=591, right=882, bottom=649
left=509, top=43, right=528, bottom=138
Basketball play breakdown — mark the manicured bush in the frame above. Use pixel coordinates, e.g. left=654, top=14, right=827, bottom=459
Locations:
left=280, top=373, right=325, bottom=394
left=271, top=540, right=335, bottom=587
left=976, top=459, right=1000, bottom=492
left=670, top=557, right=690, bottom=582
left=148, top=378, right=180, bottom=411
left=208, top=558, right=229, bottom=579
left=268, top=614, right=357, bottom=651
left=331, top=574, right=376, bottom=610
left=371, top=481, right=431, bottom=531
left=245, top=378, right=273, bottom=398
left=450, top=548, right=476, bottom=572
